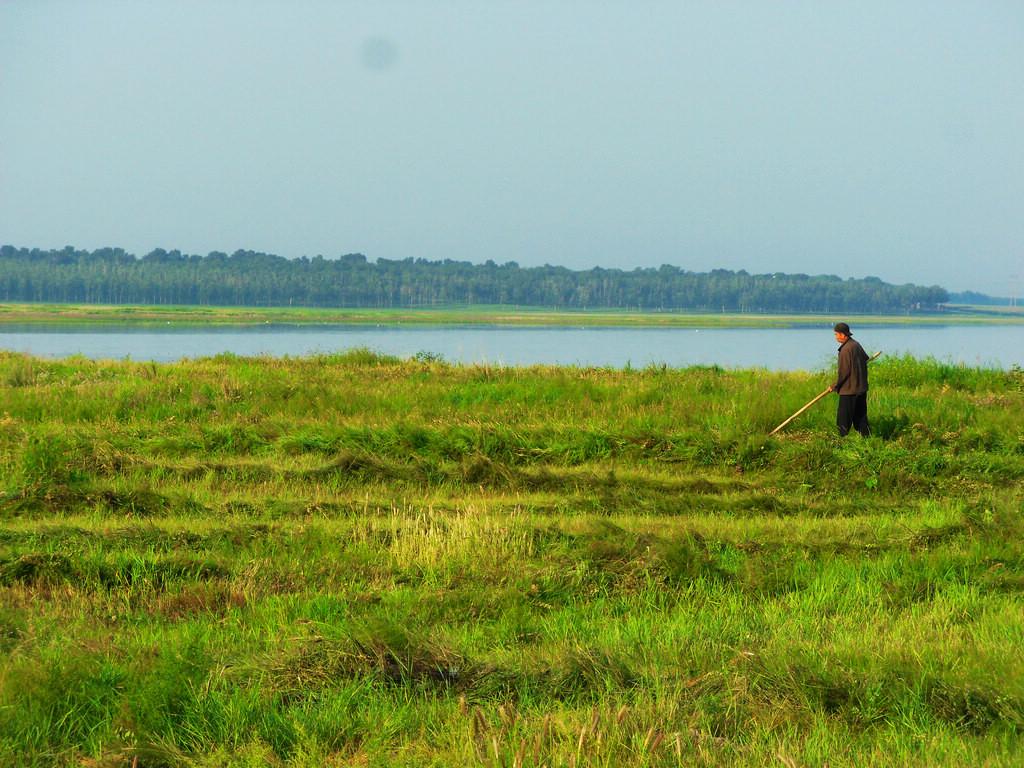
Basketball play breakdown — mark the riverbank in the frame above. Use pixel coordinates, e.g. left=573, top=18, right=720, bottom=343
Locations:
left=2, top=351, right=1022, bottom=765
left=1, top=301, right=1022, bottom=328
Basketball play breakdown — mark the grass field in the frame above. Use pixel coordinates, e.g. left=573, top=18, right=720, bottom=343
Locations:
left=1, top=302, right=1022, bottom=328
left=1, top=350, right=1023, bottom=766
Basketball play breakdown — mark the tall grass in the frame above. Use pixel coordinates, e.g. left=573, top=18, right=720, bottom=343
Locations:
left=0, top=350, right=1022, bottom=765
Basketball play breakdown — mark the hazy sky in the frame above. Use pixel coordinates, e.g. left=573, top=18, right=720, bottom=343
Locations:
left=2, top=2, right=1021, bottom=294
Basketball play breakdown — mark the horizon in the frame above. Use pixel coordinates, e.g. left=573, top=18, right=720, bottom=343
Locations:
left=2, top=2, right=1021, bottom=296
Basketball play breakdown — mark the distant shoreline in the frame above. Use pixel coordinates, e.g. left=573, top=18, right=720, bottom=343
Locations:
left=0, top=302, right=1021, bottom=328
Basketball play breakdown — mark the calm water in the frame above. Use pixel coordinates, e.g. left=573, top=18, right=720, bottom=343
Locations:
left=1, top=324, right=1021, bottom=371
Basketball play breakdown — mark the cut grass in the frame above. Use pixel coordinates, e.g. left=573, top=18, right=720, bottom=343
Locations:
left=0, top=350, right=1022, bottom=765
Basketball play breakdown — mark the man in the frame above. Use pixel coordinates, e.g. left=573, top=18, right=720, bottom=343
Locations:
left=829, top=322, right=870, bottom=437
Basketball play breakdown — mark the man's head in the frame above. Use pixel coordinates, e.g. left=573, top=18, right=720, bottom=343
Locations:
left=833, top=322, right=851, bottom=343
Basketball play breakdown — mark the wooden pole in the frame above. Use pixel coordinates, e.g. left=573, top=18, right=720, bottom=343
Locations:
left=768, top=351, right=882, bottom=436
left=768, top=387, right=832, bottom=436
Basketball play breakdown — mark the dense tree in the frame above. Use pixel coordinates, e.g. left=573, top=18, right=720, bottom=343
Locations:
left=0, top=244, right=951, bottom=313
left=947, top=291, right=1010, bottom=306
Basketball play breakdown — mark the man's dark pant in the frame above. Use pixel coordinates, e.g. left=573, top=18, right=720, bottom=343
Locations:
left=837, top=393, right=869, bottom=437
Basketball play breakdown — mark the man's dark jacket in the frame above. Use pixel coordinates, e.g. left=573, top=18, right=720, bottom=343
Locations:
left=834, top=338, right=869, bottom=395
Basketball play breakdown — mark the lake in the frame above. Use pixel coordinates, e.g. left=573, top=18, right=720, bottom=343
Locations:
left=1, top=324, right=1021, bottom=371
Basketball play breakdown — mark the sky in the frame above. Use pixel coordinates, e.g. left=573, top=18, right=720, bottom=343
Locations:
left=1, top=1, right=1021, bottom=295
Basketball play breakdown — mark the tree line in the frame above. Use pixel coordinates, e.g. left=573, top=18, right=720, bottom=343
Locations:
left=946, top=291, right=1009, bottom=306
left=0, top=245, right=950, bottom=313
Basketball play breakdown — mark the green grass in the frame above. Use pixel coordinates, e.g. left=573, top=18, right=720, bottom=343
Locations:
left=1, top=349, right=1023, bottom=766
left=2, top=301, right=1023, bottom=327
